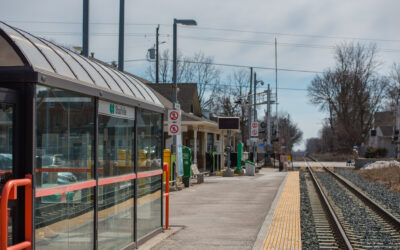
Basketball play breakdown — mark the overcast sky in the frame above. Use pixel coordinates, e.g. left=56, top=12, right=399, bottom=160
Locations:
left=2, top=0, right=400, bottom=150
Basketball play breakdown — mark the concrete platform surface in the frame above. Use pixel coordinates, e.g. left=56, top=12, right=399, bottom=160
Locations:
left=146, top=168, right=287, bottom=250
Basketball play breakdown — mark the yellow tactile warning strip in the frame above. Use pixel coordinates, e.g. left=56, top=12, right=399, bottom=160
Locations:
left=262, top=172, right=301, bottom=249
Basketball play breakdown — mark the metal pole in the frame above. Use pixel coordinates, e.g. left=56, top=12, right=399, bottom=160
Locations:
left=253, top=72, right=257, bottom=163
left=264, top=84, right=272, bottom=167
left=118, top=0, right=125, bottom=71
left=82, top=0, right=89, bottom=57
left=275, top=38, right=279, bottom=147
left=254, top=72, right=257, bottom=121
left=172, top=20, right=178, bottom=183
left=248, top=67, right=253, bottom=151
left=267, top=84, right=271, bottom=145
left=156, top=25, right=160, bottom=84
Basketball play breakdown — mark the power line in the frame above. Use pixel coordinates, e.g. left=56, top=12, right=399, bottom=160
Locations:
left=8, top=19, right=400, bottom=44
left=31, top=30, right=400, bottom=53
left=124, top=58, right=323, bottom=73
left=180, top=26, right=400, bottom=44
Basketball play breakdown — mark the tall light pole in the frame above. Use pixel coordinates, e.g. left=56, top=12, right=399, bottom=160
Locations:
left=172, top=18, right=197, bottom=181
left=253, top=72, right=263, bottom=163
left=118, top=0, right=125, bottom=71
left=82, top=0, right=89, bottom=57
left=173, top=19, right=197, bottom=105
left=156, top=25, right=160, bottom=83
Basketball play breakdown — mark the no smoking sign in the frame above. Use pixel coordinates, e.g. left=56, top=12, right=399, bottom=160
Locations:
left=169, top=124, right=180, bottom=135
left=168, top=109, right=181, bottom=123
left=168, top=109, right=181, bottom=135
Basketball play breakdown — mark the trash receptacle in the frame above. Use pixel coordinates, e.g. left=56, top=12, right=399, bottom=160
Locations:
left=244, top=160, right=256, bottom=176
left=182, top=146, right=192, bottom=187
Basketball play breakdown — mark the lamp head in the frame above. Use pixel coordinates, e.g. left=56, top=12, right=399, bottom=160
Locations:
left=175, top=19, right=197, bottom=26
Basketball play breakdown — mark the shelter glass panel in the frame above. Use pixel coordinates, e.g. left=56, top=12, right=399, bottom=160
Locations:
left=44, top=42, right=94, bottom=84
left=70, top=54, right=109, bottom=89
left=137, top=110, right=163, bottom=172
left=0, top=23, right=53, bottom=72
left=35, top=85, right=95, bottom=249
left=97, top=103, right=135, bottom=248
left=21, top=31, right=75, bottom=78
left=99, top=65, right=133, bottom=96
left=137, top=175, right=162, bottom=239
left=0, top=35, right=24, bottom=66
left=89, top=62, right=122, bottom=92
left=131, top=78, right=153, bottom=102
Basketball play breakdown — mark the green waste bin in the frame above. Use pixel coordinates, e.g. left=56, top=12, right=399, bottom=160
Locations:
left=182, top=146, right=192, bottom=187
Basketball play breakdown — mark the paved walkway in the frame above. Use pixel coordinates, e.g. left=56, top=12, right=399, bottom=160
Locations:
left=148, top=168, right=287, bottom=250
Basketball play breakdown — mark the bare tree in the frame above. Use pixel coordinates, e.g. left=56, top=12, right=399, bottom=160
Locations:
left=384, top=62, right=400, bottom=111
left=276, top=113, right=303, bottom=152
left=308, top=42, right=388, bottom=152
left=146, top=50, right=221, bottom=111
left=146, top=50, right=171, bottom=83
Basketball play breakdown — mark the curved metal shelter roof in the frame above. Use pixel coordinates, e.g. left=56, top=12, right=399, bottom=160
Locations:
left=0, top=22, right=163, bottom=111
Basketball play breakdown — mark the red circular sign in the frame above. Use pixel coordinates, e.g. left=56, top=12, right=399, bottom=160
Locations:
left=170, top=124, right=179, bottom=134
left=169, top=111, right=179, bottom=121
left=252, top=123, right=258, bottom=128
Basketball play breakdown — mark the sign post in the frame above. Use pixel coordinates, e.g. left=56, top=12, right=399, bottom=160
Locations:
left=250, top=122, right=259, bottom=163
left=218, top=117, right=240, bottom=177
left=168, top=108, right=182, bottom=183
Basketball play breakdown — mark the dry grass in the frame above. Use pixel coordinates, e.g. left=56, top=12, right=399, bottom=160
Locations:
left=311, top=153, right=353, bottom=162
left=359, top=167, right=400, bottom=192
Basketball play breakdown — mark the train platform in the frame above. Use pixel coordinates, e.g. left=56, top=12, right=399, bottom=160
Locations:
left=140, top=168, right=289, bottom=250
left=253, top=172, right=301, bottom=250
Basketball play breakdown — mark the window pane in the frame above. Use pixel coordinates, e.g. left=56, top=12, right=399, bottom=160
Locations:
left=98, top=109, right=135, bottom=248
left=98, top=115, right=134, bottom=178
left=35, top=85, right=94, bottom=186
left=137, top=110, right=163, bottom=172
left=98, top=181, right=134, bottom=250
left=35, top=85, right=95, bottom=249
left=35, top=187, right=94, bottom=250
left=0, top=103, right=13, bottom=174
left=137, top=175, right=162, bottom=239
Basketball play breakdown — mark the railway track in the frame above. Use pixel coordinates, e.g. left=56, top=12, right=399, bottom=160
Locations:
left=303, top=159, right=400, bottom=249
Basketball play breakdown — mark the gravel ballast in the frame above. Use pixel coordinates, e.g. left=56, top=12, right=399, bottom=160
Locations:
left=299, top=170, right=319, bottom=249
left=334, top=168, right=400, bottom=218
left=316, top=172, right=400, bottom=248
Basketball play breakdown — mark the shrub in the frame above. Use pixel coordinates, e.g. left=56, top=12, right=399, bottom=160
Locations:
left=364, top=147, right=376, bottom=158
left=364, top=147, right=388, bottom=158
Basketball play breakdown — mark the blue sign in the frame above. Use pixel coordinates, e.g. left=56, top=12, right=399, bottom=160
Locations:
left=259, top=143, right=264, bottom=147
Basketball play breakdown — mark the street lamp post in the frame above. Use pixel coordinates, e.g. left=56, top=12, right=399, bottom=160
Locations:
left=253, top=72, right=263, bottom=163
left=172, top=18, right=197, bottom=181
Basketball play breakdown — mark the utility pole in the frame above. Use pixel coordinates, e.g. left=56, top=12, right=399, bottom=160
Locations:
left=265, top=84, right=272, bottom=166
left=118, top=0, right=125, bottom=71
left=275, top=37, right=279, bottom=156
left=248, top=67, right=253, bottom=152
left=82, top=0, right=89, bottom=57
left=156, top=25, right=160, bottom=83
left=253, top=72, right=257, bottom=163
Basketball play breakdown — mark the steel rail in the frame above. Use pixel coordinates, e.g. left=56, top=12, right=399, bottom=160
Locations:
left=305, top=162, right=353, bottom=250
left=322, top=165, right=400, bottom=231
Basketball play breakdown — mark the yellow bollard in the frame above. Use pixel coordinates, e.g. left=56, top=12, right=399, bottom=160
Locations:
left=163, top=149, right=171, bottom=182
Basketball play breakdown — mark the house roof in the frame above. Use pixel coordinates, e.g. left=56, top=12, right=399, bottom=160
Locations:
left=150, top=85, right=217, bottom=125
left=0, top=22, right=163, bottom=111
left=379, top=126, right=393, bottom=137
left=374, top=111, right=394, bottom=127
left=147, top=83, right=199, bottom=114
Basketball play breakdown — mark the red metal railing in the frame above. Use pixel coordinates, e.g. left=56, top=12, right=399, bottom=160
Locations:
left=1, top=176, right=32, bottom=250
left=163, top=163, right=170, bottom=230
